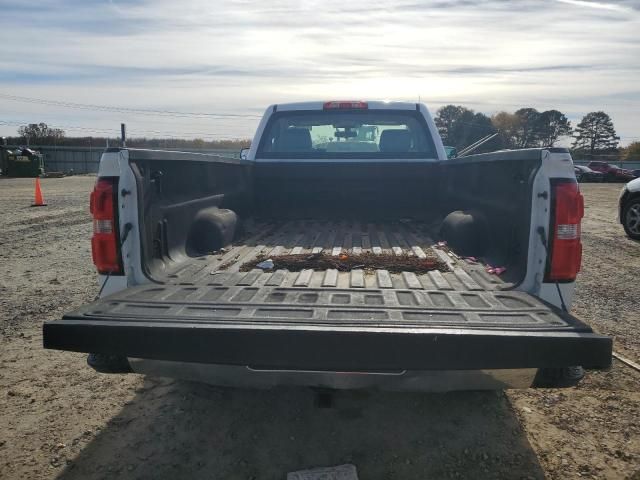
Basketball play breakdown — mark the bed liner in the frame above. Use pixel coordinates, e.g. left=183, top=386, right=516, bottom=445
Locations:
left=44, top=219, right=612, bottom=370
left=76, top=219, right=564, bottom=332
left=157, top=219, right=509, bottom=290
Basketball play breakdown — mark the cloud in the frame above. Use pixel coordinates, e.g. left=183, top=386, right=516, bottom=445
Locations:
left=555, top=0, right=632, bottom=11
left=0, top=0, right=638, bottom=142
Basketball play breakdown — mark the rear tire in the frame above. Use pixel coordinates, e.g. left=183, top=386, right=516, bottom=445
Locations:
left=622, top=198, right=640, bottom=240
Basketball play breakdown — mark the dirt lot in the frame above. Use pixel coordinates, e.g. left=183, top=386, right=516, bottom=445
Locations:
left=0, top=178, right=638, bottom=480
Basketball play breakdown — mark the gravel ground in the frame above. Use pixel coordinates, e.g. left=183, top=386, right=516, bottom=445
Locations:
left=0, top=177, right=638, bottom=480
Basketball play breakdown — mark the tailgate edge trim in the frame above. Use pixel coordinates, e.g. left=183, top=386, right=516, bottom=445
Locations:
left=43, top=319, right=612, bottom=371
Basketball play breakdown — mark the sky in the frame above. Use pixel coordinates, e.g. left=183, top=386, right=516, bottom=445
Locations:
left=0, top=0, right=639, bottom=144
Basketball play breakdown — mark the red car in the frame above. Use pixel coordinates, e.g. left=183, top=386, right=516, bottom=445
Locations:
left=587, top=161, right=635, bottom=182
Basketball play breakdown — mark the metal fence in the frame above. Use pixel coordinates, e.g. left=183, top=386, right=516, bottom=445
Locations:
left=7, top=145, right=241, bottom=174
left=7, top=145, right=640, bottom=174
left=574, top=160, right=640, bottom=170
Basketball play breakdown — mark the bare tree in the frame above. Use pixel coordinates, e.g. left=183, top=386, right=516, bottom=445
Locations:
left=622, top=141, right=640, bottom=161
left=491, top=111, right=521, bottom=149
left=17, top=123, right=65, bottom=145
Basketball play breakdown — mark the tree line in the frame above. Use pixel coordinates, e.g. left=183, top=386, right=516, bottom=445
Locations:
left=435, top=106, right=637, bottom=159
left=4, top=112, right=639, bottom=160
left=3, top=123, right=250, bottom=151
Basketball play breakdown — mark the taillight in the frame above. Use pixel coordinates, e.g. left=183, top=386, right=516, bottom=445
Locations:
left=545, top=180, right=584, bottom=282
left=323, top=100, right=368, bottom=110
left=90, top=177, right=123, bottom=275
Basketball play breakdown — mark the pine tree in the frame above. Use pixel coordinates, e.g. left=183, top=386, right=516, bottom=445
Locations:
left=572, top=112, right=619, bottom=156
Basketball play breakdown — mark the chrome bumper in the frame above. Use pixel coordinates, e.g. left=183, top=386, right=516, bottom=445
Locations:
left=128, top=358, right=538, bottom=392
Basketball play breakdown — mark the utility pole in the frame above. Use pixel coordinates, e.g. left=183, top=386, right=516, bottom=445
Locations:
left=121, top=123, right=126, bottom=147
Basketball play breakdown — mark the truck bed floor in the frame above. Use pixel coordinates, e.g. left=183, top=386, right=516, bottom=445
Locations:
left=71, top=219, right=579, bottom=332
left=159, top=219, right=508, bottom=292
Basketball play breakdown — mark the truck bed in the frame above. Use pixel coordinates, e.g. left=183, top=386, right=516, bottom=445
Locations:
left=124, top=218, right=543, bottom=331
left=45, top=218, right=611, bottom=371
left=43, top=148, right=612, bottom=376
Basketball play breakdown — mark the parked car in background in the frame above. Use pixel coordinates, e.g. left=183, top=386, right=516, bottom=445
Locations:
left=574, top=165, right=605, bottom=183
left=587, top=161, right=635, bottom=182
left=632, top=169, right=640, bottom=178
left=620, top=177, right=640, bottom=240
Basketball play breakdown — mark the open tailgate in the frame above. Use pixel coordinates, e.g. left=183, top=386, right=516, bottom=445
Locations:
left=43, top=280, right=612, bottom=371
left=44, top=285, right=612, bottom=371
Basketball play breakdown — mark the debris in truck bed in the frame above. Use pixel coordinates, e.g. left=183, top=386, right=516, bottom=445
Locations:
left=486, top=265, right=507, bottom=275
left=238, top=251, right=449, bottom=274
left=287, top=464, right=359, bottom=480
left=256, top=258, right=274, bottom=270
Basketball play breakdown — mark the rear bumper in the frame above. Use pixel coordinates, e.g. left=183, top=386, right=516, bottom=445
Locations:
left=43, top=319, right=613, bottom=372
left=129, top=358, right=541, bottom=391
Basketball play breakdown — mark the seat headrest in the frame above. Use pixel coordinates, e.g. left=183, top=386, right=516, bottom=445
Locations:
left=275, top=128, right=312, bottom=151
left=379, top=129, right=412, bottom=153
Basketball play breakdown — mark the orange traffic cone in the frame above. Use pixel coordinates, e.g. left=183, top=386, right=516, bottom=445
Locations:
left=31, top=178, right=47, bottom=207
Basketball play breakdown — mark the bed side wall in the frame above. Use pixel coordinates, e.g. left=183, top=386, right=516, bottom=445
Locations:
left=130, top=151, right=252, bottom=281
left=437, top=150, right=542, bottom=285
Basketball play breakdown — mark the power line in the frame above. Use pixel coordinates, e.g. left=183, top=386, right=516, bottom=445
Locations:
left=0, top=93, right=263, bottom=119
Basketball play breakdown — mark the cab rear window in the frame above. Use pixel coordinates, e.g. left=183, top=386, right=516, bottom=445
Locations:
left=256, top=110, right=437, bottom=159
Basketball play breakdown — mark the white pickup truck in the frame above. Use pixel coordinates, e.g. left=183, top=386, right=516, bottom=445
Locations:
left=44, top=101, right=611, bottom=391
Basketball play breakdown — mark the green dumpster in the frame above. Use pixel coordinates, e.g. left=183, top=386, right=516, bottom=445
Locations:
left=0, top=149, right=11, bottom=175
left=5, top=148, right=45, bottom=177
